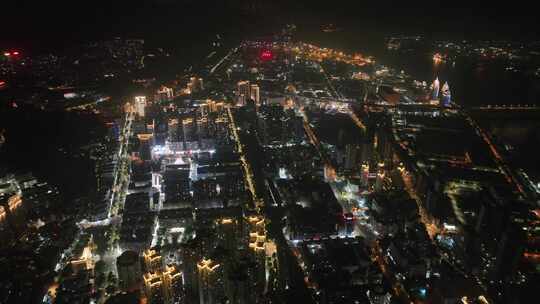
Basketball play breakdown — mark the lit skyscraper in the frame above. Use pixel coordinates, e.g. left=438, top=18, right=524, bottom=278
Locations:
left=0, top=179, right=22, bottom=240
left=188, top=77, right=204, bottom=93
left=441, top=81, right=451, bottom=107
left=250, top=84, right=260, bottom=105
left=135, top=96, right=147, bottom=117
left=156, top=86, right=174, bottom=103
left=162, top=264, right=183, bottom=304
left=431, top=77, right=440, bottom=100
left=197, top=258, right=224, bottom=304
left=143, top=248, right=163, bottom=273
left=143, top=272, right=164, bottom=304
left=344, top=144, right=359, bottom=171
left=361, top=163, right=370, bottom=188
left=237, top=81, right=251, bottom=106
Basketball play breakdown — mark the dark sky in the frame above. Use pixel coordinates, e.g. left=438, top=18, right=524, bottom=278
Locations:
left=1, top=0, right=538, bottom=51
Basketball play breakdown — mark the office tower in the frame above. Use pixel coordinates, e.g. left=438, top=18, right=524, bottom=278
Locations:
left=366, top=290, right=392, bottom=304
left=167, top=118, right=184, bottom=152
left=182, top=242, right=201, bottom=301
left=0, top=193, right=22, bottom=242
left=70, top=236, right=96, bottom=275
left=163, top=164, right=191, bottom=204
left=431, top=77, right=440, bottom=100
left=237, top=81, right=250, bottom=106
left=144, top=272, right=165, bottom=304
left=0, top=175, right=23, bottom=245
left=217, top=218, right=239, bottom=254
left=135, top=96, right=147, bottom=117
left=246, top=215, right=267, bottom=295
left=182, top=117, right=198, bottom=146
left=344, top=144, right=359, bottom=171
left=156, top=86, right=174, bottom=103
left=286, top=112, right=305, bottom=143
left=153, top=115, right=169, bottom=146
left=441, top=81, right=451, bottom=107
left=189, top=77, right=204, bottom=93
left=375, top=162, right=385, bottom=192
left=144, top=249, right=163, bottom=273
left=197, top=258, right=224, bottom=304
left=360, top=139, right=373, bottom=164
left=196, top=78, right=204, bottom=91
left=376, top=130, right=393, bottom=166
left=162, top=264, right=184, bottom=304
left=116, top=250, right=142, bottom=290
left=361, top=163, right=370, bottom=188
left=139, top=134, right=153, bottom=161
left=250, top=84, right=260, bottom=106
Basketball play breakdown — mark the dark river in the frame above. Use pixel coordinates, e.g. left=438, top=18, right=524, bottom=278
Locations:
left=298, top=29, right=540, bottom=107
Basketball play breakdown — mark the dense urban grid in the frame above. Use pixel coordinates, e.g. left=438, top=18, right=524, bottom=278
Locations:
left=1, top=25, right=540, bottom=304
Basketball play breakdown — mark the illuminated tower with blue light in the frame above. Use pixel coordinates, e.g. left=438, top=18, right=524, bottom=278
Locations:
left=441, top=81, right=451, bottom=107
left=431, top=77, right=440, bottom=100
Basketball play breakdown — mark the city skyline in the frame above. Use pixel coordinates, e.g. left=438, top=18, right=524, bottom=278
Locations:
left=1, top=5, right=540, bottom=304
left=2, top=1, right=540, bottom=51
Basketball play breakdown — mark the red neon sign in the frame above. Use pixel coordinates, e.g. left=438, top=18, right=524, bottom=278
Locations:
left=260, top=50, right=273, bottom=61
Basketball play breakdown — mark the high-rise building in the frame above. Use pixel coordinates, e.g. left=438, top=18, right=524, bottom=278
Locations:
left=116, top=250, right=142, bottom=291
left=361, top=163, right=370, bottom=188
left=217, top=218, right=239, bottom=254
left=375, top=162, right=385, bottom=192
left=441, top=81, right=451, bottom=107
left=153, top=115, right=169, bottom=146
left=163, top=164, right=191, bottom=204
left=142, top=263, right=183, bottom=304
left=198, top=78, right=204, bottom=91
left=197, top=258, right=224, bottom=304
left=431, top=77, right=440, bottom=100
left=182, top=241, right=201, bottom=301
left=182, top=116, right=198, bottom=147
left=245, top=215, right=267, bottom=295
left=143, top=249, right=163, bottom=273
left=0, top=193, right=22, bottom=242
left=344, top=144, right=359, bottom=171
left=189, top=77, right=204, bottom=93
left=0, top=175, right=23, bottom=245
left=162, top=264, right=184, bottom=304
left=237, top=81, right=251, bottom=106
left=250, top=84, right=260, bottom=106
left=70, top=236, right=96, bottom=275
left=156, top=86, right=174, bottom=103
left=135, top=96, right=147, bottom=117
left=143, top=272, right=165, bottom=304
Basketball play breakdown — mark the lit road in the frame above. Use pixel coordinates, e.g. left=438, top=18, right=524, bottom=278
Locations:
left=108, top=108, right=134, bottom=217
left=464, top=112, right=529, bottom=199
left=45, top=107, right=133, bottom=303
left=399, top=169, right=439, bottom=239
left=299, top=107, right=337, bottom=181
left=96, top=105, right=134, bottom=304
left=210, top=47, right=238, bottom=75
left=348, top=108, right=367, bottom=132
left=317, top=62, right=343, bottom=99
left=371, top=240, right=414, bottom=304
left=226, top=106, right=263, bottom=208
left=65, top=97, right=112, bottom=111
left=399, top=167, right=490, bottom=296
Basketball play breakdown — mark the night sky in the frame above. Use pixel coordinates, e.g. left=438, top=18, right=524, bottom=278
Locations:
left=2, top=0, right=539, bottom=51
